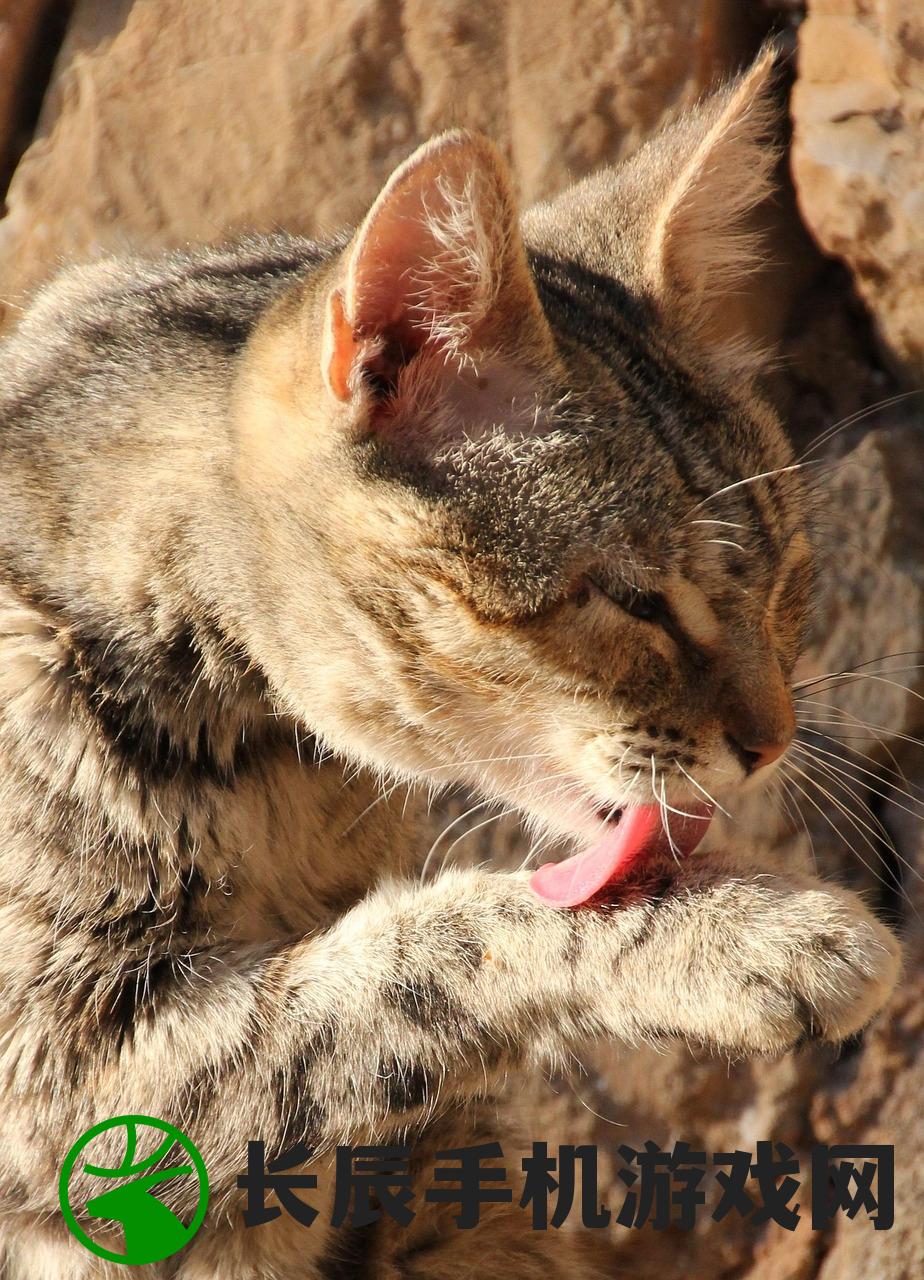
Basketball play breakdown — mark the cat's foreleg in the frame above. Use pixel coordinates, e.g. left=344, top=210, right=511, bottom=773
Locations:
left=2, top=856, right=898, bottom=1222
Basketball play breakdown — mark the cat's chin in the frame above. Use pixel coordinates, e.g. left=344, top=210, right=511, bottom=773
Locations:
left=529, top=802, right=713, bottom=909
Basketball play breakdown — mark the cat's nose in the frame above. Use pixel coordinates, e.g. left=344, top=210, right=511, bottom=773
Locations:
left=721, top=653, right=796, bottom=776
left=726, top=735, right=790, bottom=775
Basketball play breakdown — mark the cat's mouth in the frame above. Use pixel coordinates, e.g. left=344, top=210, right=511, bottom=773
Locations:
left=530, top=802, right=713, bottom=909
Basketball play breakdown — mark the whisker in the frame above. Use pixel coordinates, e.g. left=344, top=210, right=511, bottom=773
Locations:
left=659, top=792, right=710, bottom=821
left=416, top=750, right=558, bottom=778
left=796, top=390, right=923, bottom=463
left=422, top=766, right=596, bottom=882
left=774, top=776, right=819, bottom=875
left=788, top=750, right=924, bottom=891
left=783, top=742, right=921, bottom=839
left=686, top=461, right=823, bottom=515
left=688, top=518, right=747, bottom=530
left=785, top=756, right=897, bottom=857
left=792, top=734, right=924, bottom=814
left=338, top=778, right=408, bottom=837
left=420, top=799, right=491, bottom=883
left=438, top=806, right=521, bottom=869
left=797, top=721, right=923, bottom=801
left=793, top=650, right=924, bottom=689
left=798, top=670, right=924, bottom=706
left=675, top=762, right=732, bottom=818
left=561, top=1073, right=627, bottom=1129
left=606, top=744, right=634, bottom=794
left=795, top=696, right=924, bottom=753
left=780, top=764, right=910, bottom=906
left=704, top=538, right=746, bottom=553
left=651, top=760, right=680, bottom=864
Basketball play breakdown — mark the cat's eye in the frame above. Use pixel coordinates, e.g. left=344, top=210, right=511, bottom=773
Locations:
left=586, top=574, right=668, bottom=625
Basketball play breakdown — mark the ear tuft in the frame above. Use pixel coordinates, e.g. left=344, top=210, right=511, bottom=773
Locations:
left=406, top=167, right=504, bottom=351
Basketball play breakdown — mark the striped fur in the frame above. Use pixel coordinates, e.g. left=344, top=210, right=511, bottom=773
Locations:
left=0, top=51, right=899, bottom=1279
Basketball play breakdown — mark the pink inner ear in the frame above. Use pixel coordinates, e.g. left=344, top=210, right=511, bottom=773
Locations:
left=348, top=182, right=436, bottom=338
left=324, top=132, right=550, bottom=411
left=344, top=139, right=500, bottom=364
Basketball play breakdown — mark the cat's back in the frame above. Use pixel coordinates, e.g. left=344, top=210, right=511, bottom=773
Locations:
left=0, top=233, right=341, bottom=576
left=0, top=233, right=338, bottom=441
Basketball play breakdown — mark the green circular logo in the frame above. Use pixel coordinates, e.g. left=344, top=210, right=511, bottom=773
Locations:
left=59, top=1115, right=209, bottom=1266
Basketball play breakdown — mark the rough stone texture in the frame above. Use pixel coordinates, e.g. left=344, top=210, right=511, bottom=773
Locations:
left=792, top=0, right=924, bottom=376
left=0, top=0, right=52, bottom=198
left=802, top=424, right=924, bottom=1280
left=1, top=1, right=922, bottom=1276
left=0, top=0, right=758, bottom=331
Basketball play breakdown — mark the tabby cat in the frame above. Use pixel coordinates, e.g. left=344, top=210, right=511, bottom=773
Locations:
left=0, top=48, right=900, bottom=1279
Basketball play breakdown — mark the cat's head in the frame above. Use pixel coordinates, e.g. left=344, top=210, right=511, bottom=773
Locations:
left=234, top=49, right=810, bottom=889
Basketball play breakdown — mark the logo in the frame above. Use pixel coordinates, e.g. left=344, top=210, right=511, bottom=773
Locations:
left=59, top=1115, right=209, bottom=1266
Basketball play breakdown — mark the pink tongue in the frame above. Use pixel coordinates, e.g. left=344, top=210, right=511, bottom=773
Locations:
left=530, top=803, right=712, bottom=909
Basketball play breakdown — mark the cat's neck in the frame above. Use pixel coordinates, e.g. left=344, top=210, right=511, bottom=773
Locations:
left=0, top=569, right=418, bottom=934
left=0, top=571, right=284, bottom=827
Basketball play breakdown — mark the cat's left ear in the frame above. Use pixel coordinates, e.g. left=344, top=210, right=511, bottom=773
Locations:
left=644, top=46, right=780, bottom=320
left=522, top=45, right=781, bottom=376
left=323, top=130, right=554, bottom=404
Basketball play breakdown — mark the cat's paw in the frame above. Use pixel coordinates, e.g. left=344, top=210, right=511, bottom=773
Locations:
left=775, top=897, right=900, bottom=1045
left=611, top=869, right=903, bottom=1057
left=719, top=879, right=901, bottom=1054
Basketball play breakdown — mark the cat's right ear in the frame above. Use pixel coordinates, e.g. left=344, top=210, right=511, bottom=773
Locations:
left=321, top=131, right=554, bottom=406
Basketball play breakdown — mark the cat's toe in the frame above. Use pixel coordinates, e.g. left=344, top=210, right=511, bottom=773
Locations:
left=719, top=889, right=902, bottom=1056
left=791, top=913, right=901, bottom=1045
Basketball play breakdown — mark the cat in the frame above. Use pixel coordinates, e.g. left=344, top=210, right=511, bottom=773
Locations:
left=0, top=46, right=901, bottom=1279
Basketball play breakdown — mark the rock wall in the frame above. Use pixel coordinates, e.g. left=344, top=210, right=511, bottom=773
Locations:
left=0, top=0, right=51, bottom=197
left=0, top=0, right=760, bottom=330
left=792, top=0, right=924, bottom=376
left=1, top=2, right=921, bottom=1276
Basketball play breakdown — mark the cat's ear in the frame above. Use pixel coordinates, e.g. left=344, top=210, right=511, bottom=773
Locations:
left=644, top=46, right=779, bottom=320
left=323, top=130, right=554, bottom=405
left=522, top=46, right=780, bottom=376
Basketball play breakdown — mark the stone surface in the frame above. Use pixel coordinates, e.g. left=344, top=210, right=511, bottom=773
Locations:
left=0, top=0, right=750, bottom=330
left=0, top=0, right=52, bottom=198
left=2, top=1, right=923, bottom=1276
left=792, top=0, right=924, bottom=375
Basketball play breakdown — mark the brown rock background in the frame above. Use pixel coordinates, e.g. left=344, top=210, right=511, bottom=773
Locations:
left=1, top=0, right=921, bottom=1275
left=792, top=0, right=924, bottom=375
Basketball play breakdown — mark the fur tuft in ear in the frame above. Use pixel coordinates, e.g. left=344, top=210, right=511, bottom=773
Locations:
left=646, top=45, right=781, bottom=320
left=323, top=131, right=552, bottom=406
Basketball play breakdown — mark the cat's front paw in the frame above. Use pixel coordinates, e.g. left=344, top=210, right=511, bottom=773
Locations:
left=778, top=895, right=900, bottom=1045
left=723, top=878, right=901, bottom=1053
left=610, top=868, right=903, bottom=1057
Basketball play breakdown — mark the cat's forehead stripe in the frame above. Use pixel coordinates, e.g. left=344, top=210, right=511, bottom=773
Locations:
left=531, top=252, right=780, bottom=559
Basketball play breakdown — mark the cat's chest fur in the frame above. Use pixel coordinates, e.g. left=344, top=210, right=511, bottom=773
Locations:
left=195, top=756, right=420, bottom=943
left=0, top=611, right=417, bottom=959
